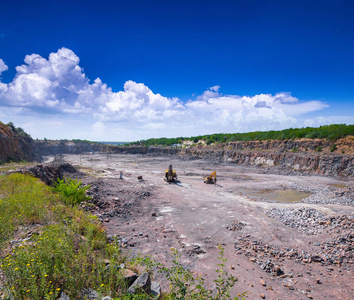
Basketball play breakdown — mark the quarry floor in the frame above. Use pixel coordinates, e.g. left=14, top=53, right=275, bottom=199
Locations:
left=46, top=153, right=354, bottom=300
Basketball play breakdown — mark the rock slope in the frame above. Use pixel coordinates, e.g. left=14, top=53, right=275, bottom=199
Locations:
left=0, top=122, right=41, bottom=164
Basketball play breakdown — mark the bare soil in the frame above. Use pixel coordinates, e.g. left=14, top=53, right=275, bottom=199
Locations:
left=46, top=153, right=353, bottom=300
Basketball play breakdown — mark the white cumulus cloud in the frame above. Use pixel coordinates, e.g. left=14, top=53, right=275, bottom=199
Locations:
left=0, top=48, right=334, bottom=140
left=0, top=59, right=8, bottom=74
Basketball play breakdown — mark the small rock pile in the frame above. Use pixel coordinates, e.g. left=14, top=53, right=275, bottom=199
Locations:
left=17, top=163, right=78, bottom=186
left=226, top=220, right=246, bottom=231
left=234, top=234, right=353, bottom=270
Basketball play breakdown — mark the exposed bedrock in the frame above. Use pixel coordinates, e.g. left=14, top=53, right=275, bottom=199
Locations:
left=0, top=122, right=41, bottom=163
left=35, top=139, right=353, bottom=177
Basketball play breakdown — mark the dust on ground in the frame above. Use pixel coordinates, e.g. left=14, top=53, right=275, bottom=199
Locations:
left=45, top=153, right=354, bottom=300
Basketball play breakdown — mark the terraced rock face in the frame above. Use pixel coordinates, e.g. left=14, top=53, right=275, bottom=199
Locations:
left=147, top=142, right=354, bottom=177
left=36, top=137, right=354, bottom=176
left=0, top=122, right=40, bottom=163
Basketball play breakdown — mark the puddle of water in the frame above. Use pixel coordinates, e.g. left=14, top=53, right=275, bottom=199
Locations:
left=331, top=183, right=348, bottom=189
left=176, top=182, right=191, bottom=188
left=239, top=189, right=313, bottom=203
left=159, top=206, right=174, bottom=213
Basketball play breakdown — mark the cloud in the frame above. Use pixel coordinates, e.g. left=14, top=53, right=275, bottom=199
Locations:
left=92, top=121, right=106, bottom=138
left=0, top=47, right=333, bottom=140
left=0, top=59, right=8, bottom=74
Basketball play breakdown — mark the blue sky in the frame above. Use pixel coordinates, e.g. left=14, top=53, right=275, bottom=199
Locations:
left=0, top=0, right=353, bottom=141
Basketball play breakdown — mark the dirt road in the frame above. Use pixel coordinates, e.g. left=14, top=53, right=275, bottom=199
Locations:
left=50, top=153, right=353, bottom=300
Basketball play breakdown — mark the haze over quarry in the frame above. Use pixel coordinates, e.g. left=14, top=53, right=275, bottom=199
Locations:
left=0, top=0, right=353, bottom=141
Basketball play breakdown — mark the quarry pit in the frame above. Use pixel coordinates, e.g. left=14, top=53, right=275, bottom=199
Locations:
left=45, top=153, right=353, bottom=300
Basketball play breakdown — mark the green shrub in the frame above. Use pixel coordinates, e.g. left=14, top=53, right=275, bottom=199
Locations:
left=54, top=178, right=91, bottom=207
left=316, top=146, right=322, bottom=152
left=330, top=144, right=337, bottom=152
left=160, top=245, right=245, bottom=300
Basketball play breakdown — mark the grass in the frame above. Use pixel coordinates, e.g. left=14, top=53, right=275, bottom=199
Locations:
left=0, top=174, right=129, bottom=299
left=0, top=173, right=245, bottom=299
left=0, top=161, right=33, bottom=173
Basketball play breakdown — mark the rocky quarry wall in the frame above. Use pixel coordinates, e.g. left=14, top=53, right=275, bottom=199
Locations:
left=1, top=127, right=353, bottom=177
left=36, top=138, right=353, bottom=177
left=35, top=140, right=107, bottom=156
left=114, top=138, right=354, bottom=177
left=0, top=122, right=40, bottom=163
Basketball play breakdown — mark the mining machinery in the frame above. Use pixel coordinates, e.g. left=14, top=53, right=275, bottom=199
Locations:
left=165, top=164, right=177, bottom=182
left=204, top=171, right=216, bottom=184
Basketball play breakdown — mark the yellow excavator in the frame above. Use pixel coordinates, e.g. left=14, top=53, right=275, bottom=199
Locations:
left=165, top=164, right=177, bottom=182
left=204, top=171, right=216, bottom=184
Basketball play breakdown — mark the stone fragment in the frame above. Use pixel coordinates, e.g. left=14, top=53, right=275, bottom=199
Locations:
left=80, top=288, right=99, bottom=300
left=59, top=292, right=70, bottom=300
left=122, top=269, right=138, bottom=286
left=127, top=272, right=151, bottom=294
left=151, top=281, right=161, bottom=298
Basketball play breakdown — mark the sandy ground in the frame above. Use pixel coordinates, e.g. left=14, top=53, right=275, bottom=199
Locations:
left=47, top=153, right=354, bottom=300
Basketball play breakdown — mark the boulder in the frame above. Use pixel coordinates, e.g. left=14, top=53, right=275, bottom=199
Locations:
left=127, top=272, right=151, bottom=294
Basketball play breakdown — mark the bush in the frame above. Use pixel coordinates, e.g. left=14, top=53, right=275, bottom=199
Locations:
left=160, top=245, right=245, bottom=299
left=54, top=178, right=91, bottom=207
left=330, top=144, right=337, bottom=152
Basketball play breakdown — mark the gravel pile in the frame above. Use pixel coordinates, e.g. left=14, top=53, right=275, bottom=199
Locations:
left=302, top=188, right=353, bottom=206
left=265, top=208, right=326, bottom=235
left=286, top=182, right=354, bottom=206
left=265, top=208, right=354, bottom=235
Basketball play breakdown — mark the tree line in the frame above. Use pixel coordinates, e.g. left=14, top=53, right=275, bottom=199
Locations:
left=130, top=124, right=354, bottom=147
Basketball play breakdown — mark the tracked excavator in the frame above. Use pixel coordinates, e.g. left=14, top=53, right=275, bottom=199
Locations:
left=204, top=171, right=216, bottom=184
left=165, top=164, right=177, bottom=182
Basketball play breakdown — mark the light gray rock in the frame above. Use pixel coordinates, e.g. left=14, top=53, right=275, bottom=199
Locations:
left=59, top=292, right=70, bottom=300
left=127, top=272, right=151, bottom=294
left=151, top=281, right=161, bottom=298
left=80, top=288, right=99, bottom=300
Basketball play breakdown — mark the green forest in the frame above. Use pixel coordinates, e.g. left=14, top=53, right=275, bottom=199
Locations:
left=130, top=124, right=354, bottom=147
